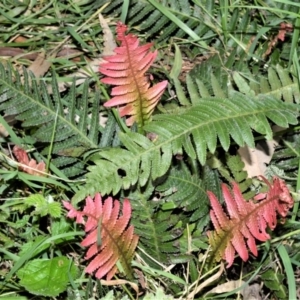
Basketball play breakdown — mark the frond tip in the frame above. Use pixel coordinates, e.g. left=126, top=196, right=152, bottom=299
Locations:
left=100, top=21, right=168, bottom=127
left=207, top=177, right=293, bottom=267
left=63, top=194, right=139, bottom=280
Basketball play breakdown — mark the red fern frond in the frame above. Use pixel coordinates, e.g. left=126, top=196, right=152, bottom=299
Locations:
left=63, top=194, right=139, bottom=280
left=207, top=177, right=293, bottom=267
left=13, top=145, right=46, bottom=176
left=99, top=21, right=168, bottom=127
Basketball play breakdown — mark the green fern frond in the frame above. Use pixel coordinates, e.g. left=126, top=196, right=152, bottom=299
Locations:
left=100, top=0, right=212, bottom=47
left=186, top=54, right=231, bottom=101
left=73, top=131, right=172, bottom=202
left=73, top=93, right=298, bottom=203
left=270, top=133, right=300, bottom=178
left=179, top=62, right=299, bottom=111
left=129, top=187, right=183, bottom=266
left=209, top=154, right=256, bottom=199
left=146, top=93, right=298, bottom=163
left=232, top=65, right=300, bottom=102
left=157, top=162, right=209, bottom=223
left=0, top=64, right=103, bottom=177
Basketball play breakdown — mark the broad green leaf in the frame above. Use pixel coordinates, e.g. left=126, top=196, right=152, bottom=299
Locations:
left=17, top=257, right=78, bottom=297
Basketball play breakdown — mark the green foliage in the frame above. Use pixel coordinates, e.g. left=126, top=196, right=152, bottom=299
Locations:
left=185, top=59, right=300, bottom=104
left=73, top=92, right=298, bottom=203
left=101, top=0, right=206, bottom=42
left=270, top=133, right=300, bottom=179
left=1, top=0, right=300, bottom=299
left=231, top=65, right=300, bottom=103
left=25, top=194, right=61, bottom=218
left=128, top=185, right=184, bottom=266
left=0, top=64, right=103, bottom=178
left=16, top=257, right=78, bottom=297
left=261, top=269, right=288, bottom=299
left=99, top=0, right=260, bottom=57
left=210, top=154, right=256, bottom=199
left=156, top=162, right=209, bottom=222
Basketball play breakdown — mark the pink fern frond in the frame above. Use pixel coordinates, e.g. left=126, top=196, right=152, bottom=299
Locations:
left=99, top=21, right=168, bottom=127
left=64, top=194, right=139, bottom=280
left=207, top=177, right=293, bottom=268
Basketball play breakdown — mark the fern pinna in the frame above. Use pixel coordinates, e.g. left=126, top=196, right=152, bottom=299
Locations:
left=99, top=21, right=168, bottom=128
left=64, top=194, right=138, bottom=280
left=207, top=177, right=293, bottom=267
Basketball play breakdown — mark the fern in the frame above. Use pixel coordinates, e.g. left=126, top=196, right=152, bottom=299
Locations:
left=269, top=132, right=300, bottom=179
left=100, top=22, right=168, bottom=128
left=184, top=59, right=300, bottom=106
left=231, top=65, right=300, bottom=102
left=0, top=64, right=104, bottom=177
left=99, top=0, right=264, bottom=60
left=128, top=184, right=184, bottom=266
left=64, top=194, right=139, bottom=280
left=156, top=162, right=209, bottom=223
left=145, top=93, right=298, bottom=162
left=209, top=154, right=256, bottom=200
left=207, top=177, right=294, bottom=267
left=99, top=0, right=213, bottom=49
left=73, top=93, right=298, bottom=203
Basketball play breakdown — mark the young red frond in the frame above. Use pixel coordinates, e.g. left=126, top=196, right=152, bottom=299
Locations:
left=63, top=201, right=84, bottom=224
left=99, top=21, right=168, bottom=127
left=13, top=145, right=46, bottom=177
left=207, top=177, right=293, bottom=268
left=64, top=194, right=139, bottom=280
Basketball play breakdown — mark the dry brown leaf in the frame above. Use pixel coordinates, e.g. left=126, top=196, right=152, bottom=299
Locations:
left=100, top=279, right=139, bottom=296
left=206, top=279, right=246, bottom=294
left=99, top=13, right=117, bottom=56
left=27, top=52, right=52, bottom=78
left=206, top=280, right=262, bottom=300
left=238, top=126, right=283, bottom=178
left=53, top=14, right=116, bottom=93
left=186, top=263, right=224, bottom=299
left=241, top=283, right=262, bottom=300
left=238, top=139, right=278, bottom=178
